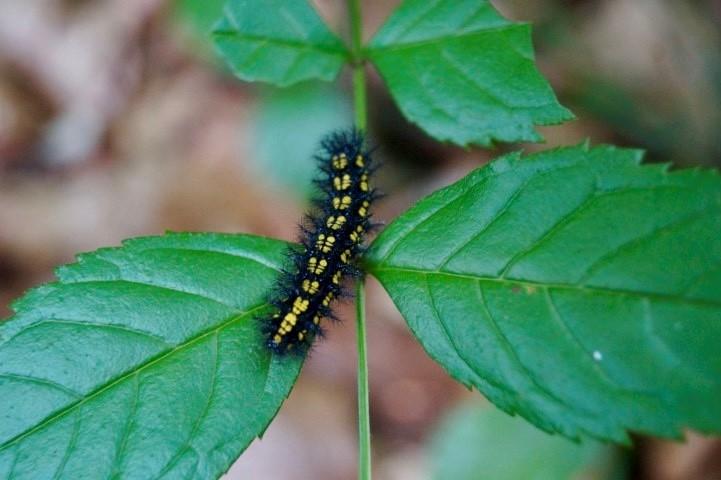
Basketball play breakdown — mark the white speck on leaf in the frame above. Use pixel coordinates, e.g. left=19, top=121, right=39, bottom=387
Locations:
left=593, top=351, right=603, bottom=361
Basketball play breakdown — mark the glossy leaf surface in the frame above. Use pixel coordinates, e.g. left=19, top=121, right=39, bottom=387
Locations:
left=0, top=233, right=302, bottom=479
left=367, top=0, right=574, bottom=146
left=367, top=144, right=721, bottom=441
left=213, top=0, right=347, bottom=86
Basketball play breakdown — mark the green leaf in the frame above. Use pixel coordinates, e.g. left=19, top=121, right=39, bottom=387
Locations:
left=431, top=404, right=625, bottom=480
left=366, top=144, right=721, bottom=442
left=212, top=0, right=348, bottom=87
left=366, top=0, right=574, bottom=147
left=252, top=82, right=352, bottom=198
left=173, top=0, right=227, bottom=59
left=179, top=0, right=224, bottom=34
left=0, top=233, right=302, bottom=479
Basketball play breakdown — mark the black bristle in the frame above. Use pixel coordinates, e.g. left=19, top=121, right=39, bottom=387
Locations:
left=260, top=129, right=377, bottom=355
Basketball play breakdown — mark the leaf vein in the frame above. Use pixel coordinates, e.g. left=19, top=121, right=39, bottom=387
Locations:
left=474, top=282, right=589, bottom=418
left=680, top=260, right=721, bottom=296
left=0, top=305, right=266, bottom=454
left=60, top=278, right=239, bottom=311
left=213, top=30, right=345, bottom=56
left=154, top=333, right=220, bottom=479
left=438, top=176, right=532, bottom=270
left=108, top=374, right=140, bottom=480
left=544, top=290, right=656, bottom=397
left=140, top=246, right=283, bottom=273
left=52, top=411, right=81, bottom=480
left=641, top=298, right=715, bottom=386
left=370, top=267, right=721, bottom=309
left=498, top=185, right=599, bottom=278
left=391, top=0, right=444, bottom=42
left=578, top=210, right=713, bottom=284
left=380, top=180, right=478, bottom=263
left=421, top=276, right=489, bottom=390
left=7, top=445, right=19, bottom=480
left=0, top=374, right=81, bottom=399
left=438, top=49, right=518, bottom=110
left=8, top=319, right=172, bottom=348
left=371, top=22, right=521, bottom=51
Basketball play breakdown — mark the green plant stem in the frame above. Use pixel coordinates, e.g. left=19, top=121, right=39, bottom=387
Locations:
left=353, top=67, right=367, bottom=130
left=348, top=0, right=367, bottom=130
left=348, top=1, right=371, bottom=478
left=355, top=279, right=371, bottom=480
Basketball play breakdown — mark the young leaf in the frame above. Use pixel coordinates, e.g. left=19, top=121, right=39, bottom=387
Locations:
left=213, top=0, right=348, bottom=87
left=366, top=144, right=721, bottom=442
left=174, top=0, right=226, bottom=51
left=366, top=0, right=574, bottom=147
left=431, top=404, right=625, bottom=480
left=0, top=233, right=302, bottom=479
left=252, top=82, right=352, bottom=198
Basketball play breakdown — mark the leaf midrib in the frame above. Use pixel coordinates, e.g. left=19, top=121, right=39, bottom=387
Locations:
left=212, top=30, right=348, bottom=57
left=0, top=303, right=267, bottom=453
left=369, top=266, right=721, bottom=308
left=368, top=22, right=524, bottom=53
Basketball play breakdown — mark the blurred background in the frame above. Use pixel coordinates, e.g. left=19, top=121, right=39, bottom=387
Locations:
left=1, top=0, right=720, bottom=478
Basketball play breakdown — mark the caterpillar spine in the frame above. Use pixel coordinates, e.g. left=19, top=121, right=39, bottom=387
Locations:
left=262, top=129, right=376, bottom=355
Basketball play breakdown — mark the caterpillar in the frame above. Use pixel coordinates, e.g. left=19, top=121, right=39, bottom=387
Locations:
left=262, top=129, right=376, bottom=355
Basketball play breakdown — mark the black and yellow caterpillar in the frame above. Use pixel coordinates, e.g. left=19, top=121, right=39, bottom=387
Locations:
left=262, top=130, right=376, bottom=354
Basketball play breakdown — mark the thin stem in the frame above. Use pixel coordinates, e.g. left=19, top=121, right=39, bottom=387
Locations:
left=348, top=0, right=367, bottom=130
left=355, top=279, right=371, bottom=480
left=353, top=67, right=367, bottom=130
left=348, top=1, right=371, bottom=478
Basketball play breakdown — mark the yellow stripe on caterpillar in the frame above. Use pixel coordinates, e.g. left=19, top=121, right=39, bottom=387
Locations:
left=332, top=153, right=348, bottom=170
left=350, top=225, right=364, bottom=243
left=332, top=195, right=352, bottom=210
left=322, top=292, right=334, bottom=307
left=302, top=279, right=320, bottom=294
left=307, top=257, right=328, bottom=275
left=326, top=215, right=347, bottom=230
left=316, top=234, right=336, bottom=253
left=292, top=297, right=310, bottom=315
left=333, top=174, right=351, bottom=191
left=360, top=173, right=369, bottom=192
left=263, top=130, right=375, bottom=355
left=340, top=249, right=352, bottom=263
